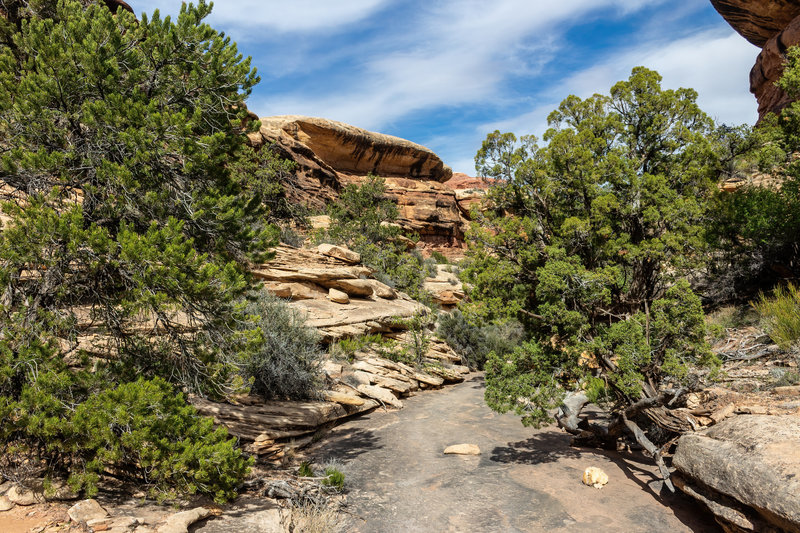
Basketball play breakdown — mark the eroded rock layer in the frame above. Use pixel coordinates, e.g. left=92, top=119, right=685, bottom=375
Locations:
left=249, top=116, right=477, bottom=250
left=711, top=0, right=800, bottom=46
left=711, top=0, right=800, bottom=119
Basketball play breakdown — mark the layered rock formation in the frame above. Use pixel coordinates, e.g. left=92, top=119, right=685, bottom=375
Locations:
left=249, top=116, right=479, bottom=251
left=711, top=1, right=800, bottom=118
left=674, top=414, right=800, bottom=532
left=253, top=243, right=426, bottom=340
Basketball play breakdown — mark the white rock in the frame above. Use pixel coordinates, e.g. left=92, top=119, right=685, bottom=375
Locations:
left=0, top=495, right=14, bottom=512
left=327, top=288, right=350, bottom=304
left=318, top=243, right=361, bottom=264
left=356, top=384, right=403, bottom=408
left=68, top=499, right=109, bottom=523
left=444, top=444, right=481, bottom=455
left=156, top=507, right=211, bottom=533
left=582, top=467, right=609, bottom=489
left=7, top=484, right=41, bottom=506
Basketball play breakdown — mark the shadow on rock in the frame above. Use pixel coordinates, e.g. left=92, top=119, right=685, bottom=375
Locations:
left=489, top=430, right=582, bottom=465
left=311, top=427, right=383, bottom=462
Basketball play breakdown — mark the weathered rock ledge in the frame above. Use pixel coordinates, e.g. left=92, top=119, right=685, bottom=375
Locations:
left=674, top=414, right=800, bottom=532
left=249, top=116, right=483, bottom=252
left=711, top=0, right=800, bottom=119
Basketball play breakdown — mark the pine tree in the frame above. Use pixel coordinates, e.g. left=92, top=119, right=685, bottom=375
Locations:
left=0, top=0, right=268, bottom=499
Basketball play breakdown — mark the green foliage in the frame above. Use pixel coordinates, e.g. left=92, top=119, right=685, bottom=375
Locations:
left=484, top=340, right=575, bottom=427
left=705, top=46, right=800, bottom=292
left=753, top=283, right=800, bottom=350
left=298, top=461, right=314, bottom=478
left=321, top=467, right=345, bottom=492
left=240, top=290, right=323, bottom=400
left=435, top=310, right=522, bottom=369
left=391, top=312, right=434, bottom=366
left=430, top=251, right=450, bottom=264
left=471, top=68, right=721, bottom=425
left=0, top=0, right=279, bottom=500
left=319, top=175, right=434, bottom=301
left=0, top=0, right=271, bottom=394
left=328, top=334, right=395, bottom=361
left=69, top=378, right=251, bottom=503
left=1, top=376, right=251, bottom=503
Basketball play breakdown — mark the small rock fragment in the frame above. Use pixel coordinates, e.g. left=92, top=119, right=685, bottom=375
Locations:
left=444, top=444, right=481, bottom=455
left=327, top=288, right=350, bottom=304
left=68, top=499, right=109, bottom=523
left=582, top=467, right=609, bottom=489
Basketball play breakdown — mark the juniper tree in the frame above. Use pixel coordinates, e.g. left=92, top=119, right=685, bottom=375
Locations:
left=466, top=68, right=723, bottom=488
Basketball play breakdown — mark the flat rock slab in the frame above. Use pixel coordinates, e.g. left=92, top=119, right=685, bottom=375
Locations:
left=674, top=414, right=800, bottom=532
left=308, top=374, right=718, bottom=533
left=157, top=507, right=211, bottom=533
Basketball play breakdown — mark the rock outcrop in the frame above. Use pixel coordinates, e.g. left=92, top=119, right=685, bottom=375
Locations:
left=249, top=116, right=477, bottom=251
left=254, top=244, right=425, bottom=340
left=711, top=1, right=800, bottom=119
left=673, top=414, right=800, bottom=532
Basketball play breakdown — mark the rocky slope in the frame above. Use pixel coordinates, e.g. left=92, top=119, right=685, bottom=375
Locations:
left=711, top=0, right=800, bottom=119
left=249, top=116, right=489, bottom=253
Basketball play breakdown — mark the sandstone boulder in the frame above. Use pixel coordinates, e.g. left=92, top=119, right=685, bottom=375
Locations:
left=68, top=499, right=109, bottom=523
left=317, top=243, right=360, bottom=264
left=6, top=485, right=40, bottom=506
left=710, top=0, right=800, bottom=46
left=257, top=245, right=426, bottom=340
left=423, top=265, right=466, bottom=309
left=327, top=288, right=350, bottom=304
left=673, top=414, right=800, bottom=532
left=157, top=507, right=211, bottom=533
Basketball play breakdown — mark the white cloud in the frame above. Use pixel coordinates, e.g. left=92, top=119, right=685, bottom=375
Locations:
left=131, top=0, right=392, bottom=33
left=482, top=29, right=759, bottom=138
left=252, top=0, right=669, bottom=128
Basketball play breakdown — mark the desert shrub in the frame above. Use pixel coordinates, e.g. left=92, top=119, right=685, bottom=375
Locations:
left=753, top=283, right=800, bottom=350
left=321, top=468, right=346, bottom=492
left=436, top=311, right=524, bottom=369
left=481, top=320, right=526, bottom=358
left=0, top=373, right=250, bottom=503
left=241, top=291, right=324, bottom=400
left=328, top=334, right=395, bottom=361
left=430, top=251, right=449, bottom=264
left=298, top=461, right=314, bottom=477
left=436, top=310, right=488, bottom=369
left=391, top=312, right=434, bottom=366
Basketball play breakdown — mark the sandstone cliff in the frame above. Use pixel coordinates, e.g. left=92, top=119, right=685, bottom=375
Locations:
left=711, top=0, right=800, bottom=119
left=249, top=116, right=482, bottom=251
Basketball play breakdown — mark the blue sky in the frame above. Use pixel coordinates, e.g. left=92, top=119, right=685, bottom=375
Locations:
left=133, top=1, right=759, bottom=174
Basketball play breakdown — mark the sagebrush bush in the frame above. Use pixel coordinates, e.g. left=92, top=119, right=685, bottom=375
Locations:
left=241, top=290, right=324, bottom=400
left=753, top=283, right=800, bottom=350
left=436, top=311, right=523, bottom=369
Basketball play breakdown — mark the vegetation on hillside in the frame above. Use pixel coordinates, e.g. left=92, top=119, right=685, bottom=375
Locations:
left=318, top=175, right=435, bottom=302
